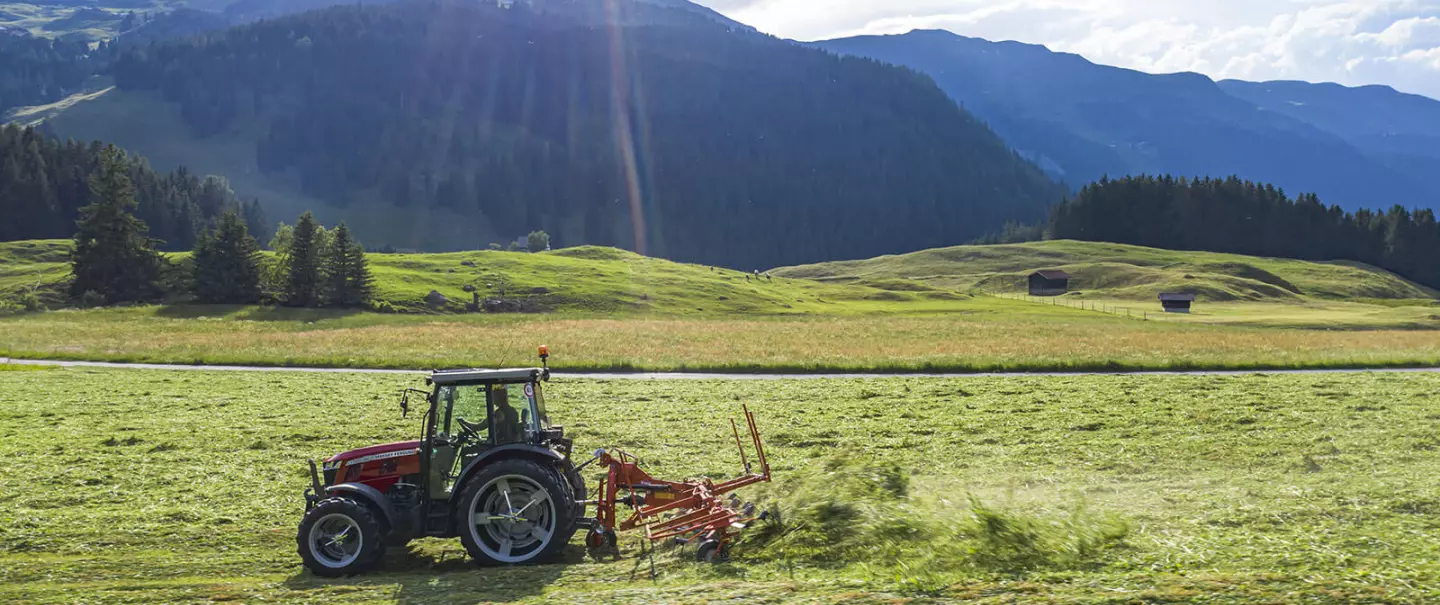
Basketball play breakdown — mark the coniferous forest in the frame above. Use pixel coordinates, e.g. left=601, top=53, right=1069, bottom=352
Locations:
left=1048, top=175, right=1440, bottom=289
left=0, top=125, right=266, bottom=249
left=108, top=0, right=1067, bottom=268
left=0, top=33, right=111, bottom=113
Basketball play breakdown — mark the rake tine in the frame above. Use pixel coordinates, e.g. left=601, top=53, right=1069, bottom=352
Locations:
left=731, top=418, right=751, bottom=474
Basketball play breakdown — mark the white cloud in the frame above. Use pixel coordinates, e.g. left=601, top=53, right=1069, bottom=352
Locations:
left=696, top=0, right=1440, bottom=99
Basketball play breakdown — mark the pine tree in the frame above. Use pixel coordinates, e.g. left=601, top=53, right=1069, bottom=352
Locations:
left=192, top=211, right=262, bottom=304
left=70, top=145, right=164, bottom=304
left=285, top=211, right=322, bottom=306
left=241, top=198, right=268, bottom=241
left=322, top=222, right=373, bottom=307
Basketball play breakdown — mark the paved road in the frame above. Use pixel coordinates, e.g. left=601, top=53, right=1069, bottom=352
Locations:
left=5, top=357, right=1439, bottom=380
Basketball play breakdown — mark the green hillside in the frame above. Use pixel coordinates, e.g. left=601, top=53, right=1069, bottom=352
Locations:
left=83, top=0, right=1065, bottom=267
left=0, top=240, right=70, bottom=305
left=773, top=240, right=1438, bottom=303
left=0, top=240, right=962, bottom=316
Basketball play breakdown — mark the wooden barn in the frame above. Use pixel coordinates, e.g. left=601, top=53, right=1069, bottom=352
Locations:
left=1159, top=293, right=1197, bottom=313
left=1028, top=270, right=1071, bottom=296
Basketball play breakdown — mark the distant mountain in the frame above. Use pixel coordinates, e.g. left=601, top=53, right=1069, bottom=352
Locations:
left=816, top=30, right=1438, bottom=210
left=57, top=0, right=1064, bottom=267
left=1218, top=80, right=1440, bottom=199
left=219, top=0, right=403, bottom=22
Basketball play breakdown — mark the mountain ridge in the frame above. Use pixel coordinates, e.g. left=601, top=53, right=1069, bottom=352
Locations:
left=815, top=29, right=1439, bottom=211
left=36, top=0, right=1066, bottom=268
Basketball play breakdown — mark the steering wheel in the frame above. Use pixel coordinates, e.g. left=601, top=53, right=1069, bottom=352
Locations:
left=456, top=417, right=484, bottom=444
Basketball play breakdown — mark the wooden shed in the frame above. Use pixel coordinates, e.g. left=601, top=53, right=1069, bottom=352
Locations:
left=1159, top=293, right=1197, bottom=313
left=1028, top=270, right=1071, bottom=296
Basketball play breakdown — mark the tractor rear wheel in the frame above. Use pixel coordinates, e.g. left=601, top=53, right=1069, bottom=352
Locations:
left=458, top=458, right=577, bottom=566
left=297, top=497, right=386, bottom=577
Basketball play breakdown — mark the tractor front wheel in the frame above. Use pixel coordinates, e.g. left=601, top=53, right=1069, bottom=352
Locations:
left=297, top=497, right=386, bottom=577
left=459, top=458, right=577, bottom=566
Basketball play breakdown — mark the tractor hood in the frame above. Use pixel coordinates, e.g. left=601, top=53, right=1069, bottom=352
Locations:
left=326, top=440, right=423, bottom=465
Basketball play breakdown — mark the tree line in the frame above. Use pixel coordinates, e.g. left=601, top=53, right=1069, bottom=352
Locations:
left=108, top=0, right=1066, bottom=267
left=1042, top=175, right=1440, bottom=289
left=0, top=125, right=266, bottom=249
left=70, top=145, right=372, bottom=308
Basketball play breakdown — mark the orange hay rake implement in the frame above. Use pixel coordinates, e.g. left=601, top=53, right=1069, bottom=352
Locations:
left=580, top=405, right=772, bottom=562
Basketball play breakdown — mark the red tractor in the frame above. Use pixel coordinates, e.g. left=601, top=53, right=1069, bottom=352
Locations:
left=297, top=348, right=769, bottom=576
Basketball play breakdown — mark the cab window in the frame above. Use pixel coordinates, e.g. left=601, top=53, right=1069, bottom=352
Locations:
left=528, top=382, right=550, bottom=429
left=439, top=385, right=488, bottom=441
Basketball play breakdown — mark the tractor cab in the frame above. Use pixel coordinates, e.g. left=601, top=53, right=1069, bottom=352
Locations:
left=424, top=367, right=572, bottom=501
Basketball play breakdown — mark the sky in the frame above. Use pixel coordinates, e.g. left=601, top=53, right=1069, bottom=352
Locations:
left=693, top=0, right=1440, bottom=100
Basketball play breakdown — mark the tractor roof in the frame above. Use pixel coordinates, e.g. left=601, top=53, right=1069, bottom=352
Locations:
left=429, top=368, right=544, bottom=385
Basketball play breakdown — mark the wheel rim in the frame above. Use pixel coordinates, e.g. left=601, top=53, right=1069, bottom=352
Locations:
left=468, top=474, right=557, bottom=563
left=308, top=513, right=364, bottom=569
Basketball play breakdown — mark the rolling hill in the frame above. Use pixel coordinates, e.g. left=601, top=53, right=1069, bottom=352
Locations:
left=815, top=30, right=1439, bottom=211
left=772, top=240, right=1439, bottom=304
left=0, top=239, right=965, bottom=315
left=32, top=0, right=1065, bottom=269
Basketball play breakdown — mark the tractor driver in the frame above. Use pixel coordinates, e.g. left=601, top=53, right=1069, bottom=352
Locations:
left=457, top=386, right=522, bottom=444
left=489, top=388, right=523, bottom=443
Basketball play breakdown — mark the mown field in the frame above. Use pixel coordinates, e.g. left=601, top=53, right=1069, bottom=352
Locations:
left=2, top=367, right=1438, bottom=603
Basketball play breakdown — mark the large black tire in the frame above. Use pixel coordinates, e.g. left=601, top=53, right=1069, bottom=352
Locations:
left=562, top=460, right=588, bottom=517
left=458, top=458, right=577, bottom=566
left=297, top=497, right=386, bottom=577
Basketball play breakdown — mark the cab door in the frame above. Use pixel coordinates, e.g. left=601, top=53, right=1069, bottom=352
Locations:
left=429, top=384, right=491, bottom=500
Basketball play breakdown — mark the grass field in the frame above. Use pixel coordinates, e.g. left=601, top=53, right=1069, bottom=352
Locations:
left=5, top=239, right=1439, bottom=371
left=4, top=303, right=1440, bottom=372
left=2, top=367, right=1438, bottom=603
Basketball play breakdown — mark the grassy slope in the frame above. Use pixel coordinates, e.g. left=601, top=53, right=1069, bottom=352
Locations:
left=0, top=240, right=71, bottom=304
left=0, top=1, right=160, bottom=40
left=2, top=368, right=1438, bottom=603
left=4, top=239, right=1439, bottom=371
left=774, top=239, right=1439, bottom=302
left=38, top=87, right=505, bottom=251
left=0, top=239, right=956, bottom=315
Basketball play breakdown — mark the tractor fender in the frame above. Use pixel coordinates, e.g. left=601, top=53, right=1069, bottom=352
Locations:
left=451, top=444, right=565, bottom=504
left=325, top=482, right=398, bottom=530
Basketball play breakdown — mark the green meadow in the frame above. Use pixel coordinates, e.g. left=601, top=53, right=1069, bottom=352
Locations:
left=3, top=238, right=1439, bottom=372
left=2, top=367, right=1438, bottom=603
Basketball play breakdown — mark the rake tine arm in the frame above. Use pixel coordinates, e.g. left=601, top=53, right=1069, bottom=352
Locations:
left=649, top=511, right=740, bottom=541
left=745, top=405, right=770, bottom=479
left=647, top=508, right=715, bottom=533
left=711, top=474, right=767, bottom=496
left=731, top=419, right=751, bottom=474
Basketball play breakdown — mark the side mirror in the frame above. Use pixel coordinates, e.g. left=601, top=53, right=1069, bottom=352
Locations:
left=400, top=387, right=431, bottom=419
